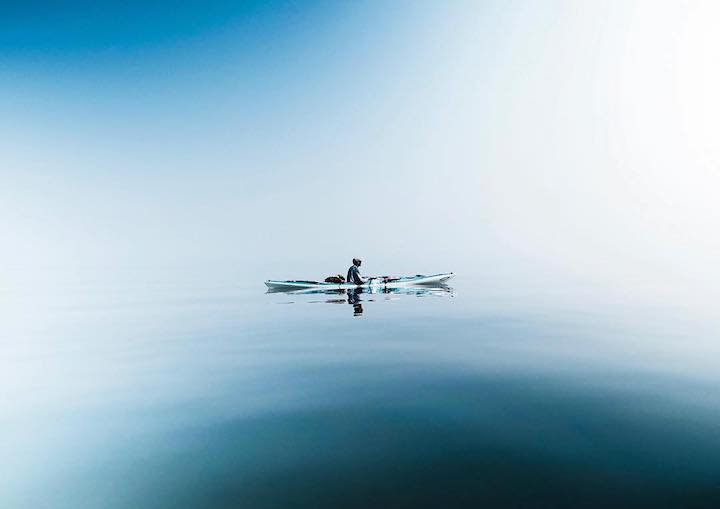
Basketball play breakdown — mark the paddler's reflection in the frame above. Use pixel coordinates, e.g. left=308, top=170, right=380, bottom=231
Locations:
left=347, top=288, right=364, bottom=316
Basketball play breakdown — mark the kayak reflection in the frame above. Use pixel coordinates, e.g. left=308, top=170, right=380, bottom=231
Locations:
left=267, top=285, right=454, bottom=316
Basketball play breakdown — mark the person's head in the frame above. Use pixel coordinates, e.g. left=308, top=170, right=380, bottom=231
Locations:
left=352, top=258, right=362, bottom=267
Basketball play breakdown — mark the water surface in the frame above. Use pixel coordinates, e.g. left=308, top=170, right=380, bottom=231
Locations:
left=2, top=268, right=719, bottom=508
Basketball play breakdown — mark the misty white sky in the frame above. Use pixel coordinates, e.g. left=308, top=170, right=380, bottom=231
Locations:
left=2, top=1, right=719, bottom=294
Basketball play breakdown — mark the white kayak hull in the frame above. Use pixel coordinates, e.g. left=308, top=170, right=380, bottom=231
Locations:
left=265, top=272, right=454, bottom=290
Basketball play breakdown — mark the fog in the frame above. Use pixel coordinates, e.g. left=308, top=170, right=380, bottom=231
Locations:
left=2, top=1, right=719, bottom=303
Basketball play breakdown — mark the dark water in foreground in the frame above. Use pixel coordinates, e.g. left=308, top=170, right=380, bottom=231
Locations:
left=2, top=270, right=720, bottom=508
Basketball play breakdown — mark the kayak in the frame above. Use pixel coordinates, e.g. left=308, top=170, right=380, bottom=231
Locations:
left=265, top=272, right=454, bottom=290
left=266, top=285, right=454, bottom=296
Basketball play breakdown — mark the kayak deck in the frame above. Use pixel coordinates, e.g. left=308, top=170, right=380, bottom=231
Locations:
left=266, top=284, right=454, bottom=296
left=265, top=272, right=454, bottom=290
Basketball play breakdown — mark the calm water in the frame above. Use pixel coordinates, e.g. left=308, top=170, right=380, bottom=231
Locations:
left=2, top=268, right=720, bottom=508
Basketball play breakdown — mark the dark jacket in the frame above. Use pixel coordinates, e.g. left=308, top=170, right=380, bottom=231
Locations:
left=347, top=265, right=364, bottom=285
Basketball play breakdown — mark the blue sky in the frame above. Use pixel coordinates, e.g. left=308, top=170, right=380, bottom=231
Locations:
left=3, top=1, right=720, bottom=297
left=1, top=1, right=322, bottom=52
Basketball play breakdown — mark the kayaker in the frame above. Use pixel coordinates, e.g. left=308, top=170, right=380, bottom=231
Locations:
left=347, top=258, right=365, bottom=285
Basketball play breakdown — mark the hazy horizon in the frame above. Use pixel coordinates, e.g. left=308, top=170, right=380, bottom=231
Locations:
left=3, top=0, right=719, bottom=298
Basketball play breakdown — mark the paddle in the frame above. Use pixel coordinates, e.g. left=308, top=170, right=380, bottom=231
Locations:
left=365, top=275, right=401, bottom=283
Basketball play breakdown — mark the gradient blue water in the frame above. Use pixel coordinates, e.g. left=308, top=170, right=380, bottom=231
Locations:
left=2, top=268, right=720, bottom=508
